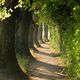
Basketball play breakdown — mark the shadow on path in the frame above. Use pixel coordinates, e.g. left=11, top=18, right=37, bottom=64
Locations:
left=29, top=42, right=66, bottom=80
left=37, top=51, right=62, bottom=58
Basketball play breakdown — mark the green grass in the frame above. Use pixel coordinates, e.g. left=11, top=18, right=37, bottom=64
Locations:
left=16, top=53, right=30, bottom=74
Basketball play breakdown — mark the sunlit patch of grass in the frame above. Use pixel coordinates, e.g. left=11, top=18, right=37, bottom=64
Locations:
left=16, top=53, right=30, bottom=74
left=50, top=25, right=61, bottom=53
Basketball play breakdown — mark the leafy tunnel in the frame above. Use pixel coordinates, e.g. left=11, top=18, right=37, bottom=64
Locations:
left=0, top=0, right=80, bottom=80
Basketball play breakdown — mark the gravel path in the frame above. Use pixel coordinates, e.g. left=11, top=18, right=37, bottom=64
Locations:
left=29, top=42, right=66, bottom=80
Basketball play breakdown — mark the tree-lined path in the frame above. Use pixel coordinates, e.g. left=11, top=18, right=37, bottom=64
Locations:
left=29, top=42, right=66, bottom=80
left=0, top=0, right=80, bottom=80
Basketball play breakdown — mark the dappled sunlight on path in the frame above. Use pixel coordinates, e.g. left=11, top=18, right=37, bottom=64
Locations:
left=29, top=42, right=66, bottom=80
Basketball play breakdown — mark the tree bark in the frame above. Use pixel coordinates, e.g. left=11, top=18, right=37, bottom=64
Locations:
left=15, top=9, right=35, bottom=76
left=38, top=24, right=44, bottom=43
left=0, top=14, right=28, bottom=80
left=0, top=16, right=18, bottom=72
left=15, top=8, right=33, bottom=59
left=33, top=25, right=41, bottom=47
left=43, top=23, right=49, bottom=42
left=48, top=28, right=50, bottom=41
left=28, top=22, right=38, bottom=51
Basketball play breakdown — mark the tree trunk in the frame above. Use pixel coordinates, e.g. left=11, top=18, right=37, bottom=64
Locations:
left=0, top=14, right=28, bottom=80
left=28, top=22, right=37, bottom=51
left=43, top=23, right=49, bottom=42
left=48, top=28, right=50, bottom=41
left=33, top=25, right=41, bottom=47
left=38, top=24, right=44, bottom=43
left=15, top=8, right=35, bottom=75
left=0, top=17, right=18, bottom=72
left=15, top=8, right=33, bottom=57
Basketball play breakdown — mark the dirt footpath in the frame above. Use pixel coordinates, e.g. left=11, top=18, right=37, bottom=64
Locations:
left=29, top=42, right=66, bottom=80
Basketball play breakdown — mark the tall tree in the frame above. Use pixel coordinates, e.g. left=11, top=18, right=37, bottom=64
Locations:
left=38, top=23, right=44, bottom=43
left=0, top=11, right=28, bottom=80
left=28, top=21, right=37, bottom=51
left=33, top=24, right=41, bottom=47
left=43, top=23, right=49, bottom=42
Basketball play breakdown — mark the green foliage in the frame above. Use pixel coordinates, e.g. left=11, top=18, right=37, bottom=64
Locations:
left=0, top=0, right=30, bottom=20
left=33, top=0, right=80, bottom=79
left=16, top=53, right=29, bottom=74
left=50, top=24, right=61, bottom=53
left=73, top=6, right=80, bottom=21
left=62, top=21, right=80, bottom=80
left=15, top=0, right=30, bottom=9
left=0, top=0, right=12, bottom=20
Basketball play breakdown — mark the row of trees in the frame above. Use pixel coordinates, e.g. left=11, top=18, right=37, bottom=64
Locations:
left=0, top=0, right=80, bottom=80
left=0, top=0, right=49, bottom=80
left=34, top=0, right=80, bottom=80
